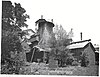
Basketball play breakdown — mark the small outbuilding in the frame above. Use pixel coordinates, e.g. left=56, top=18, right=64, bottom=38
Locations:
left=67, top=39, right=95, bottom=66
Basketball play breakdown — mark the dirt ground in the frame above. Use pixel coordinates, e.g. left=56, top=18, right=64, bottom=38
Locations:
left=21, top=63, right=99, bottom=76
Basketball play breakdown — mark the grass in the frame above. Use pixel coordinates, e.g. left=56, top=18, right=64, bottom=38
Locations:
left=22, top=62, right=99, bottom=76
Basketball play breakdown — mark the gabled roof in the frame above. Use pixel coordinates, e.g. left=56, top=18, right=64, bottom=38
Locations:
left=66, top=39, right=95, bottom=51
left=67, top=41, right=89, bottom=49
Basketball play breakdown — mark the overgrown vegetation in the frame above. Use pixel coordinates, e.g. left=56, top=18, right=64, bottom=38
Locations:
left=48, top=25, right=75, bottom=67
left=1, top=1, right=91, bottom=75
left=1, top=1, right=29, bottom=74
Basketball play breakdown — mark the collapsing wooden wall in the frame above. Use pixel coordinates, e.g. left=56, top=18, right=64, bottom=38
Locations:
left=26, top=18, right=55, bottom=63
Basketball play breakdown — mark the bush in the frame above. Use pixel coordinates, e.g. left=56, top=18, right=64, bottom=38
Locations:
left=81, top=52, right=89, bottom=67
left=72, top=61, right=79, bottom=66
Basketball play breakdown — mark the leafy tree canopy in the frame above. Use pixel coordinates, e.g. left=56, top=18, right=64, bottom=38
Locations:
left=53, top=24, right=73, bottom=46
left=2, top=1, right=29, bottom=32
left=1, top=1, right=29, bottom=74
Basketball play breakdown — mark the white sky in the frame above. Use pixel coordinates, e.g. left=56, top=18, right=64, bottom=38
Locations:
left=10, top=0, right=100, bottom=44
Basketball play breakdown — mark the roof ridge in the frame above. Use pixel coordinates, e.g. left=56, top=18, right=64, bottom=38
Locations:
left=70, top=39, right=91, bottom=45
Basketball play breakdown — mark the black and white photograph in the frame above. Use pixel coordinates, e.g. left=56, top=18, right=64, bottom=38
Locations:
left=1, top=0, right=99, bottom=76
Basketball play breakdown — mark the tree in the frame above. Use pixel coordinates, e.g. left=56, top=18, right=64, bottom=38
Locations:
left=53, top=25, right=72, bottom=46
left=2, top=1, right=29, bottom=31
left=1, top=1, right=29, bottom=74
left=49, top=25, right=74, bottom=67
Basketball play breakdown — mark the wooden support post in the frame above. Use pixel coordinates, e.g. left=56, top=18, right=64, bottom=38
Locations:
left=30, top=48, right=35, bottom=62
left=43, top=51, right=46, bottom=63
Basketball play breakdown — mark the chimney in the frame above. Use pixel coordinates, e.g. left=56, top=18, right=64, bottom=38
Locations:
left=51, top=19, right=53, bottom=22
left=41, top=15, right=43, bottom=19
left=80, top=32, right=82, bottom=40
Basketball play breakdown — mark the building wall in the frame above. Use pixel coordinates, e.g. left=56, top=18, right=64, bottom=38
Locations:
left=70, top=43, right=95, bottom=66
left=38, top=22, right=54, bottom=40
left=38, top=22, right=45, bottom=40
left=70, top=48, right=83, bottom=61
left=84, top=44, right=95, bottom=66
left=38, top=21, right=55, bottom=48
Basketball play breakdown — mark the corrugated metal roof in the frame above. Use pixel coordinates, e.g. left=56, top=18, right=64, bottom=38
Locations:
left=67, top=41, right=89, bottom=49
